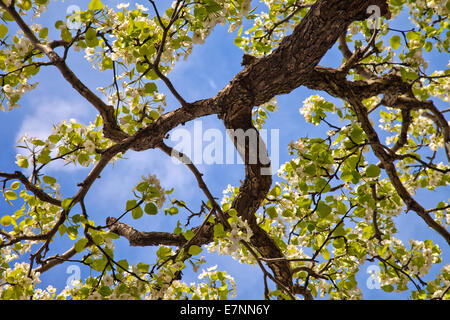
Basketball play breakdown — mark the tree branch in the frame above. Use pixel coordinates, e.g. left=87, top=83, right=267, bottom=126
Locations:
left=1, top=3, right=128, bottom=143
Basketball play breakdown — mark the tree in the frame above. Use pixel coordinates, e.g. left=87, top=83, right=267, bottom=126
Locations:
left=0, top=0, right=449, bottom=300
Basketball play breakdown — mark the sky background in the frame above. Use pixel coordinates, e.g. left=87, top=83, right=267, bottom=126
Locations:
left=0, top=0, right=449, bottom=299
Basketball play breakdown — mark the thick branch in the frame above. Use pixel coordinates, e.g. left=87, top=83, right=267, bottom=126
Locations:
left=33, top=245, right=79, bottom=274
left=106, top=217, right=188, bottom=247
left=0, top=171, right=61, bottom=206
left=129, top=0, right=391, bottom=151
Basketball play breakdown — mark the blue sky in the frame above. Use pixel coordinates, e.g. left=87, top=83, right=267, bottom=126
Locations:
left=0, top=0, right=449, bottom=299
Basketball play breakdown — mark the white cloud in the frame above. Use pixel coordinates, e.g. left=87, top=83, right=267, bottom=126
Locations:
left=86, top=148, right=197, bottom=239
left=90, top=149, right=196, bottom=207
left=16, top=94, right=195, bottom=193
left=208, top=78, right=217, bottom=89
left=16, top=96, right=93, bottom=141
left=15, top=96, right=95, bottom=173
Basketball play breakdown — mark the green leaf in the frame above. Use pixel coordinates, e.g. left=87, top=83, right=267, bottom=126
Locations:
left=135, top=182, right=147, bottom=193
left=322, top=248, right=330, bottom=260
left=0, top=24, right=8, bottom=38
left=156, top=246, right=172, bottom=259
left=2, top=12, right=13, bottom=22
left=228, top=208, right=238, bottom=217
left=270, top=185, right=281, bottom=197
left=234, top=24, right=243, bottom=37
left=85, top=28, right=99, bottom=47
left=351, top=171, right=361, bottom=184
left=341, top=171, right=353, bottom=182
left=16, top=158, right=29, bottom=168
left=67, top=226, right=79, bottom=240
left=362, top=225, right=374, bottom=239
left=4, top=190, right=17, bottom=201
left=132, top=206, right=143, bottom=219
left=102, top=57, right=113, bottom=70
left=37, top=152, right=51, bottom=165
left=39, top=27, right=48, bottom=39
left=304, top=164, right=316, bottom=176
left=315, top=177, right=331, bottom=193
left=48, top=134, right=60, bottom=144
left=105, top=231, right=119, bottom=240
left=10, top=181, right=20, bottom=190
left=213, top=224, right=225, bottom=238
left=31, top=139, right=46, bottom=146
left=144, top=82, right=157, bottom=94
left=166, top=206, right=178, bottom=215
left=317, top=201, right=331, bottom=218
left=423, top=239, right=433, bottom=249
left=366, top=164, right=381, bottom=178
left=282, top=209, right=293, bottom=217
left=188, top=245, right=202, bottom=256
left=21, top=0, right=32, bottom=10
left=61, top=198, right=74, bottom=210
left=332, top=238, right=345, bottom=249
left=74, top=238, right=88, bottom=252
left=183, top=230, right=195, bottom=241
left=381, top=284, right=394, bottom=292
left=0, top=215, right=13, bottom=226
left=266, top=206, right=278, bottom=219
left=406, top=31, right=420, bottom=41
left=333, top=225, right=346, bottom=237
left=315, top=234, right=325, bottom=248
left=205, top=1, right=221, bottom=13
left=144, top=202, right=158, bottom=215
left=148, top=110, right=160, bottom=120
left=137, top=262, right=149, bottom=273
left=349, top=126, right=364, bottom=144
left=77, top=153, right=90, bottom=166
left=61, top=28, right=72, bottom=42
left=91, top=258, right=107, bottom=272
left=390, top=0, right=403, bottom=5
left=126, top=200, right=137, bottom=211
left=234, top=36, right=243, bottom=47
left=58, top=224, right=67, bottom=236
left=91, top=232, right=105, bottom=246
left=389, top=35, right=401, bottom=50
left=258, top=109, right=267, bottom=119
left=88, top=0, right=104, bottom=10
left=174, top=224, right=182, bottom=235
left=85, top=27, right=97, bottom=40
left=336, top=202, right=348, bottom=215
left=400, top=68, right=419, bottom=81
left=55, top=20, right=65, bottom=29
left=98, top=286, right=112, bottom=297
left=43, top=176, right=57, bottom=185
left=94, top=116, right=103, bottom=127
